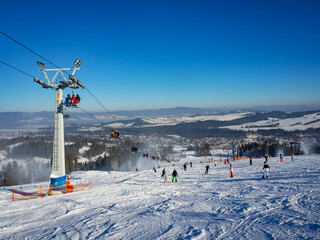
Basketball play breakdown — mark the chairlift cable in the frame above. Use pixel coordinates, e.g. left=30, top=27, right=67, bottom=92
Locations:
left=0, top=30, right=124, bottom=129
left=0, top=60, right=109, bottom=129
left=0, top=60, right=37, bottom=79
left=0, top=30, right=64, bottom=71
left=77, top=105, right=106, bottom=125
left=0, top=59, right=117, bottom=140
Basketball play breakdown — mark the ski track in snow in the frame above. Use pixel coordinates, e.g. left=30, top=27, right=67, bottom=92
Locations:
left=0, top=155, right=320, bottom=239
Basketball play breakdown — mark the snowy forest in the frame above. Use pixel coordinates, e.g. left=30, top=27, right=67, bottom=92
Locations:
left=1, top=133, right=320, bottom=187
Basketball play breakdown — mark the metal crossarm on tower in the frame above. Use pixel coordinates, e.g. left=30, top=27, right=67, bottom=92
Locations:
left=34, top=59, right=84, bottom=187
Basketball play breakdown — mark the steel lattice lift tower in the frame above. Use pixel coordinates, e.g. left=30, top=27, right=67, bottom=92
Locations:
left=34, top=59, right=84, bottom=187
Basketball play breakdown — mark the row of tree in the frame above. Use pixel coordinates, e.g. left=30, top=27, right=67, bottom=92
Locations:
left=238, top=141, right=305, bottom=157
left=0, top=160, right=51, bottom=187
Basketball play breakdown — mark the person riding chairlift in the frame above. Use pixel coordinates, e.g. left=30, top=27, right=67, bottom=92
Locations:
left=71, top=94, right=76, bottom=105
left=74, top=94, right=81, bottom=105
left=65, top=94, right=71, bottom=106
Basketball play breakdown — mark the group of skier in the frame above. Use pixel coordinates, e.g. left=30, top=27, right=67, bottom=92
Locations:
left=161, top=168, right=177, bottom=184
left=280, top=153, right=294, bottom=163
left=65, top=94, right=81, bottom=107
left=156, top=153, right=296, bottom=184
left=110, top=130, right=120, bottom=139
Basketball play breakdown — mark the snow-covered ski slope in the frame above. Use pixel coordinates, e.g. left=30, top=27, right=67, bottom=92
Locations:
left=0, top=155, right=320, bottom=239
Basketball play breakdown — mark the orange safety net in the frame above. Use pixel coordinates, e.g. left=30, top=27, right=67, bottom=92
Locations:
left=12, top=180, right=92, bottom=201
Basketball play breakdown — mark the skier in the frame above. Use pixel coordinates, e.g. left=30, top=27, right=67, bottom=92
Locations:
left=214, top=160, right=217, bottom=167
left=172, top=169, right=178, bottom=182
left=65, top=94, right=71, bottom=106
left=189, top=162, right=192, bottom=168
left=131, top=147, right=138, bottom=153
left=291, top=153, right=295, bottom=162
left=183, top=163, right=187, bottom=171
left=230, top=164, right=234, bottom=178
left=249, top=156, right=253, bottom=165
left=262, top=160, right=270, bottom=178
left=280, top=153, right=283, bottom=162
left=205, top=165, right=209, bottom=174
left=74, top=94, right=81, bottom=105
left=115, top=130, right=120, bottom=138
left=71, top=94, right=76, bottom=106
left=153, top=167, right=157, bottom=172
left=163, top=170, right=168, bottom=184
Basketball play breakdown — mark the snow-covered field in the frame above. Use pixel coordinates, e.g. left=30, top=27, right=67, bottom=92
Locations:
left=222, top=112, right=320, bottom=131
left=0, top=154, right=320, bottom=239
left=140, top=113, right=252, bottom=127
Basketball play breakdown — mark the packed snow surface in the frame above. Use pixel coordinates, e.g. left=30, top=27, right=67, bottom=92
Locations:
left=0, top=154, right=320, bottom=239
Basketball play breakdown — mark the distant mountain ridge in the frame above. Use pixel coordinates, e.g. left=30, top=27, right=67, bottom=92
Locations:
left=107, top=110, right=320, bottom=130
left=1, top=107, right=320, bottom=131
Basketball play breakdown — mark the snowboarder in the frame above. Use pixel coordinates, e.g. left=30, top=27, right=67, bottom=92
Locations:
left=280, top=153, right=283, bottom=162
left=291, top=153, right=295, bottom=162
left=230, top=164, right=234, bottom=178
left=205, top=165, right=210, bottom=174
left=172, top=169, right=178, bottom=182
left=262, top=160, right=270, bottom=178
left=249, top=156, right=253, bottom=165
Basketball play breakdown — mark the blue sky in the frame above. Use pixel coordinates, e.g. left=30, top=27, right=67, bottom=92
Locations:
left=0, top=0, right=319, bottom=112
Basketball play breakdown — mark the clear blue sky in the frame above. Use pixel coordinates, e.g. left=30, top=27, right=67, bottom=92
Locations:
left=0, top=0, right=319, bottom=112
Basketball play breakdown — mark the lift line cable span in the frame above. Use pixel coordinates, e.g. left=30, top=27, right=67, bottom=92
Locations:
left=0, top=59, right=109, bottom=126
left=0, top=30, right=124, bottom=128
left=76, top=105, right=107, bottom=125
left=0, top=30, right=63, bottom=71
left=0, top=60, right=37, bottom=79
